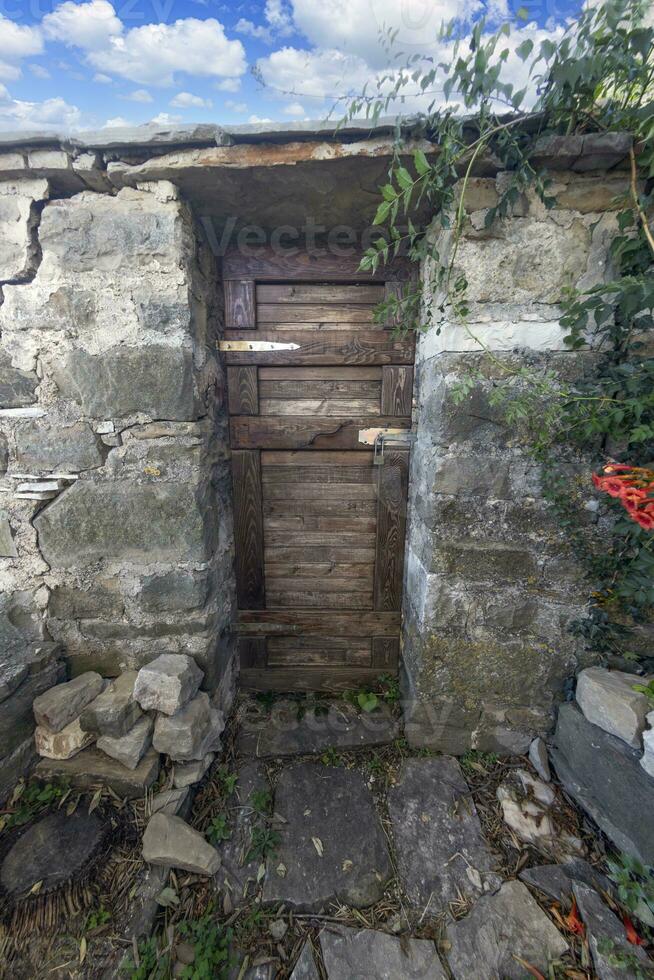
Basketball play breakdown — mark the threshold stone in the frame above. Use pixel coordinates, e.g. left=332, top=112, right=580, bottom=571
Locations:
left=35, top=746, right=160, bottom=799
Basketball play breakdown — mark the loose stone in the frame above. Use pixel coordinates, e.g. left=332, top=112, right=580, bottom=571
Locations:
left=319, top=926, right=446, bottom=980
left=153, top=692, right=223, bottom=762
left=134, top=653, right=203, bottom=716
left=573, top=882, right=651, bottom=980
left=142, top=812, right=220, bottom=876
left=520, top=859, right=614, bottom=905
left=576, top=667, right=652, bottom=748
left=79, top=670, right=142, bottom=738
left=151, top=786, right=190, bottom=816
left=97, top=715, right=153, bottom=770
left=173, top=752, right=214, bottom=788
left=387, top=757, right=502, bottom=912
left=444, top=880, right=568, bottom=979
left=641, top=712, right=654, bottom=778
left=35, top=715, right=95, bottom=760
left=529, top=736, right=551, bottom=782
left=289, top=941, right=320, bottom=980
left=35, top=746, right=160, bottom=799
left=33, top=672, right=105, bottom=732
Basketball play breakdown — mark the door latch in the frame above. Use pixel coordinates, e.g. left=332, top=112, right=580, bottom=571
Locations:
left=358, top=426, right=416, bottom=465
left=219, top=340, right=300, bottom=352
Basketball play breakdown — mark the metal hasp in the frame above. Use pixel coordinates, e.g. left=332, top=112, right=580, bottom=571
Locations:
left=218, top=340, right=301, bottom=352
left=358, top=426, right=416, bottom=466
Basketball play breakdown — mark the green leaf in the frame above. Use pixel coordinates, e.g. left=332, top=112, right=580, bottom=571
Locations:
left=516, top=6, right=529, bottom=20
left=357, top=692, right=379, bottom=713
left=414, top=148, right=430, bottom=176
left=395, top=166, right=413, bottom=190
left=516, top=39, right=533, bottom=61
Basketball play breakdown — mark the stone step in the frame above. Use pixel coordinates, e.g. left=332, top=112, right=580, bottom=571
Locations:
left=237, top=701, right=399, bottom=758
left=34, top=745, right=160, bottom=799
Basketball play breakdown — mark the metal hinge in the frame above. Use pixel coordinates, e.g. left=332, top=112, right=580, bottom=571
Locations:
left=218, top=340, right=300, bottom=352
left=358, top=426, right=416, bottom=465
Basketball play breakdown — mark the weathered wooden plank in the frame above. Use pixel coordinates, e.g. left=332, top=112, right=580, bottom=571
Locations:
left=267, top=635, right=372, bottom=667
left=237, top=609, right=400, bottom=636
left=223, top=331, right=415, bottom=366
left=225, top=279, right=255, bottom=329
left=374, top=451, right=409, bottom=611
left=263, top=483, right=377, bottom=500
left=265, top=576, right=373, bottom=593
left=231, top=415, right=410, bottom=450
left=265, top=546, right=376, bottom=563
left=259, top=398, right=380, bottom=417
left=259, top=379, right=381, bottom=399
left=238, top=637, right=267, bottom=668
left=263, top=499, right=376, bottom=518
left=222, top=246, right=410, bottom=282
left=262, top=465, right=373, bottom=484
left=240, top=666, right=390, bottom=692
left=265, top=562, right=374, bottom=580
left=259, top=367, right=382, bottom=381
left=257, top=284, right=384, bottom=305
left=227, top=366, right=259, bottom=415
left=231, top=450, right=265, bottom=609
left=264, top=516, right=377, bottom=533
left=384, top=280, right=404, bottom=328
left=381, top=366, right=413, bottom=417
left=261, top=450, right=374, bottom=466
left=257, top=304, right=375, bottom=324
left=267, top=590, right=373, bottom=609
left=371, top=636, right=400, bottom=668
left=264, top=530, right=376, bottom=547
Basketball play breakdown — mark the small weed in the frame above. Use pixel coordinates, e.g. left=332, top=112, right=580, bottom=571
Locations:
left=177, top=911, right=233, bottom=979
left=597, top=939, right=652, bottom=978
left=215, top=765, right=237, bottom=797
left=121, top=936, right=169, bottom=979
left=246, top=825, right=280, bottom=863
left=255, top=692, right=276, bottom=711
left=85, top=905, right=111, bottom=933
left=460, top=750, right=500, bottom=774
left=207, top=814, right=232, bottom=846
left=606, top=852, right=654, bottom=928
left=633, top=680, right=654, bottom=708
left=249, top=788, right=272, bottom=815
left=378, top=673, right=401, bottom=704
left=321, top=746, right=343, bottom=767
left=366, top=754, right=385, bottom=776
left=0, top=779, right=67, bottom=833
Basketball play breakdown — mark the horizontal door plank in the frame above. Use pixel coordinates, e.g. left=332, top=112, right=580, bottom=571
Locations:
left=265, top=546, right=376, bottom=563
left=263, top=466, right=373, bottom=484
left=223, top=331, right=414, bottom=365
left=265, top=562, right=374, bottom=580
left=264, top=530, right=376, bottom=547
left=264, top=483, right=377, bottom=500
left=237, top=609, right=400, bottom=635
left=259, top=398, right=380, bottom=417
left=265, top=576, right=373, bottom=593
left=264, top=516, right=377, bottom=533
left=267, top=635, right=372, bottom=667
left=267, top=590, right=373, bottom=609
left=257, top=284, right=384, bottom=305
left=259, top=367, right=382, bottom=381
left=240, top=666, right=392, bottom=693
left=261, top=450, right=374, bottom=466
left=263, top=499, right=376, bottom=518
left=257, top=304, right=376, bottom=324
left=259, top=380, right=381, bottom=398
left=231, top=416, right=410, bottom=450
left=222, top=246, right=410, bottom=282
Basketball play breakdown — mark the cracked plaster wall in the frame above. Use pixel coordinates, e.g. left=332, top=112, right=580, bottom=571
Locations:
left=0, top=175, right=236, bottom=795
left=402, top=171, right=626, bottom=755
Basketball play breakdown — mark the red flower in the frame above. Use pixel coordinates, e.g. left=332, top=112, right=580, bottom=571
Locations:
left=620, top=486, right=648, bottom=510
left=601, top=477, right=629, bottom=498
left=633, top=510, right=654, bottom=530
left=623, top=915, right=646, bottom=946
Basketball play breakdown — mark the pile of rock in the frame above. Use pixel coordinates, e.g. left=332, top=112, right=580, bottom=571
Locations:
left=552, top=666, right=654, bottom=864
left=31, top=653, right=224, bottom=795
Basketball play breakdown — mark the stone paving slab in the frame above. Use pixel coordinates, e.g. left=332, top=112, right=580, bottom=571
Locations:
left=237, top=702, right=399, bottom=758
left=263, top=763, right=391, bottom=911
left=520, top=859, right=614, bottom=905
left=573, top=882, right=651, bottom=980
left=387, top=757, right=502, bottom=913
left=444, top=880, right=568, bottom=979
left=320, top=925, right=446, bottom=980
left=217, top=762, right=269, bottom=902
left=35, top=746, right=160, bottom=798
left=289, top=940, right=320, bottom=980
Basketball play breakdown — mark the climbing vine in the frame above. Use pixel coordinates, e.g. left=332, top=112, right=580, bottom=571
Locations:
left=346, top=0, right=654, bottom=660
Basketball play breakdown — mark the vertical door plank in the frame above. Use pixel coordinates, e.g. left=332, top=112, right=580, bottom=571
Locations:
left=384, top=280, right=404, bottom=328
left=373, top=450, right=409, bottom=611
left=381, top=366, right=413, bottom=416
left=372, top=636, right=400, bottom=668
left=228, top=366, right=259, bottom=415
left=225, top=280, right=256, bottom=329
left=232, top=450, right=266, bottom=608
left=238, top=636, right=267, bottom=667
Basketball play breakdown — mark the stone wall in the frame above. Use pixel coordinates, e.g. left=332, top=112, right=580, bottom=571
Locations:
left=402, top=171, right=624, bottom=754
left=0, top=176, right=235, bottom=796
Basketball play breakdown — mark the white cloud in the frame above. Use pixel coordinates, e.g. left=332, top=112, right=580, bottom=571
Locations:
left=0, top=92, right=81, bottom=131
left=89, top=17, right=246, bottom=86
left=170, top=91, right=212, bottom=108
left=266, top=0, right=294, bottom=36
left=149, top=111, right=182, bottom=125
left=283, top=101, right=305, bottom=116
left=103, top=115, right=130, bottom=127
left=235, top=18, right=272, bottom=42
left=93, top=72, right=112, bottom=83
left=123, top=88, right=153, bottom=103
left=249, top=114, right=274, bottom=124
left=256, top=46, right=372, bottom=101
left=29, top=63, right=51, bottom=79
left=215, top=77, right=241, bottom=92
left=0, top=14, right=43, bottom=80
left=43, top=0, right=122, bottom=51
left=225, top=99, right=247, bottom=112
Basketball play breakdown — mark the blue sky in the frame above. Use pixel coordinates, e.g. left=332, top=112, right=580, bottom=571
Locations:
left=0, top=0, right=582, bottom=132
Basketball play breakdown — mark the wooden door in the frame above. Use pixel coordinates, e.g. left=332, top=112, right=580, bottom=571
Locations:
left=222, top=247, right=415, bottom=692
